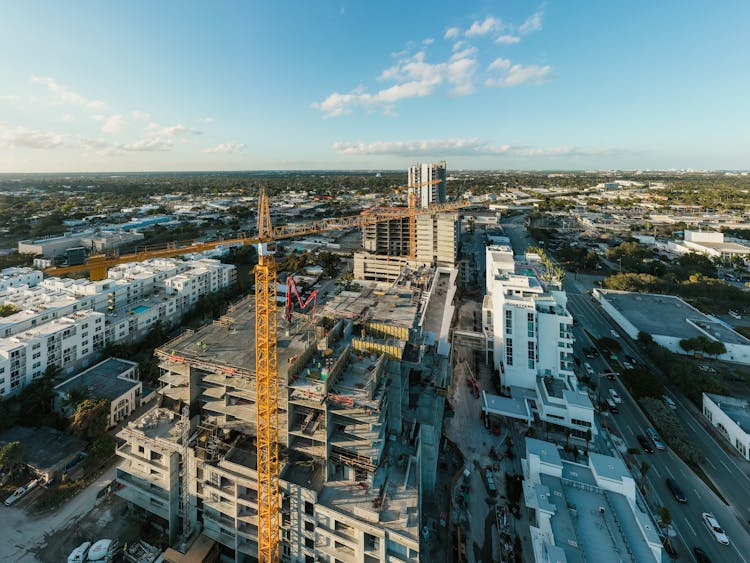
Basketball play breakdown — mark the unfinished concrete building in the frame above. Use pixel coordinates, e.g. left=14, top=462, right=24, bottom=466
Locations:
left=361, top=216, right=411, bottom=256
left=116, top=267, right=453, bottom=562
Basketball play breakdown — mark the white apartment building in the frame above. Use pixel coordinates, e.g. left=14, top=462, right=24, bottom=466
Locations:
left=0, top=267, right=43, bottom=292
left=0, top=310, right=105, bottom=396
left=0, top=258, right=236, bottom=396
left=481, top=244, right=594, bottom=436
left=483, top=245, right=575, bottom=387
left=408, top=161, right=447, bottom=208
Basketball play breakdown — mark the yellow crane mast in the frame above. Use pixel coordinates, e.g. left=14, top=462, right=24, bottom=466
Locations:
left=254, top=186, right=280, bottom=563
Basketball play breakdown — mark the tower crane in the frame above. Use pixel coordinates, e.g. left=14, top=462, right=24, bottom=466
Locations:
left=255, top=186, right=280, bottom=563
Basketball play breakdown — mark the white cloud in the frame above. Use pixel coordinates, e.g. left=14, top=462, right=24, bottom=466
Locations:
left=199, top=117, right=215, bottom=124
left=130, top=110, right=150, bottom=121
left=30, top=76, right=105, bottom=109
left=422, top=38, right=434, bottom=46
left=145, top=123, right=200, bottom=137
left=0, top=95, right=21, bottom=105
left=79, top=138, right=110, bottom=151
left=489, top=58, right=511, bottom=71
left=120, top=137, right=173, bottom=152
left=444, top=27, right=461, bottom=40
left=316, top=49, right=479, bottom=117
left=62, top=113, right=75, bottom=123
left=0, top=125, right=65, bottom=149
left=486, top=63, right=552, bottom=87
left=332, top=138, right=511, bottom=156
left=204, top=142, right=246, bottom=154
left=99, top=114, right=129, bottom=134
left=519, top=9, right=544, bottom=35
left=466, top=16, right=503, bottom=37
left=332, top=137, right=615, bottom=159
left=496, top=35, right=521, bottom=44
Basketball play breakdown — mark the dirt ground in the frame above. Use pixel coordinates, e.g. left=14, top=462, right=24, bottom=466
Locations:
left=34, top=494, right=143, bottom=562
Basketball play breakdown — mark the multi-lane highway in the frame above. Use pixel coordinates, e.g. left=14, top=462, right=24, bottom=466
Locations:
left=501, top=216, right=750, bottom=561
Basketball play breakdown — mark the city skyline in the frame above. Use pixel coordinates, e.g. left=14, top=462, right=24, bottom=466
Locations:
left=1, top=0, right=748, bottom=173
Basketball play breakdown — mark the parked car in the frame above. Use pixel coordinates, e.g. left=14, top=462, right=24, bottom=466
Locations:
left=584, top=362, right=594, bottom=376
left=584, top=348, right=594, bottom=359
left=622, top=360, right=634, bottom=370
left=663, top=395, right=677, bottom=410
left=610, top=329, right=621, bottom=338
left=637, top=434, right=654, bottom=454
left=591, top=348, right=600, bottom=357
left=606, top=398, right=619, bottom=413
left=3, top=479, right=38, bottom=506
left=609, top=388, right=622, bottom=404
left=666, top=478, right=687, bottom=503
left=702, top=512, right=729, bottom=545
left=693, top=547, right=712, bottom=563
left=625, top=354, right=637, bottom=366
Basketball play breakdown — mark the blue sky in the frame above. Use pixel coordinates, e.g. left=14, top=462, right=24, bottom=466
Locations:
left=0, top=0, right=748, bottom=172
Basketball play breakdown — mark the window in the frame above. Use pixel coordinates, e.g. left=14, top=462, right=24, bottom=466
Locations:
left=528, top=341, right=535, bottom=369
left=527, top=312, right=535, bottom=338
left=572, top=418, right=592, bottom=427
left=505, top=310, right=512, bottom=335
left=304, top=501, right=314, bottom=515
left=505, top=338, right=513, bottom=366
left=304, top=521, right=314, bottom=532
left=304, top=537, right=314, bottom=549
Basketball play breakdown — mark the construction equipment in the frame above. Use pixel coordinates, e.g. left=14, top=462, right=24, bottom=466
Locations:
left=43, top=182, right=467, bottom=280
left=255, top=186, right=280, bottom=563
left=284, top=276, right=317, bottom=323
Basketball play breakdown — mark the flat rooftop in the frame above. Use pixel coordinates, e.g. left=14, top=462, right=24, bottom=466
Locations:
left=55, top=358, right=139, bottom=401
left=707, top=394, right=750, bottom=433
left=0, top=426, right=86, bottom=472
left=599, top=290, right=750, bottom=345
left=322, top=285, right=419, bottom=331
left=127, top=407, right=183, bottom=444
left=160, top=295, right=312, bottom=380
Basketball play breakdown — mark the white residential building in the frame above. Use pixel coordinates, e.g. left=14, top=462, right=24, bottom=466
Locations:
left=0, top=267, right=43, bottom=292
left=0, top=258, right=236, bottom=396
left=481, top=244, right=594, bottom=436
left=0, top=310, right=105, bottom=396
left=483, top=245, right=575, bottom=387
left=408, top=161, right=447, bottom=208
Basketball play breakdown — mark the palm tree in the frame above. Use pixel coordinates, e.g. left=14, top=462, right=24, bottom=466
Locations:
left=659, top=506, right=673, bottom=551
left=639, top=460, right=651, bottom=493
left=584, top=429, right=592, bottom=455
left=625, top=447, right=640, bottom=469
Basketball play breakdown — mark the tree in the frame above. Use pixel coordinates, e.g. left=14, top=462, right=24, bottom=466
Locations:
left=584, top=429, right=593, bottom=455
left=659, top=506, right=673, bottom=550
left=564, top=428, right=572, bottom=447
left=0, top=441, right=24, bottom=478
left=70, top=398, right=109, bottom=440
left=639, top=460, right=651, bottom=493
left=62, top=387, right=91, bottom=412
left=637, top=332, right=653, bottom=346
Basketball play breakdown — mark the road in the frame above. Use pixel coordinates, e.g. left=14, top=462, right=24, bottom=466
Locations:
left=502, top=216, right=750, bottom=561
left=0, top=464, right=117, bottom=562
